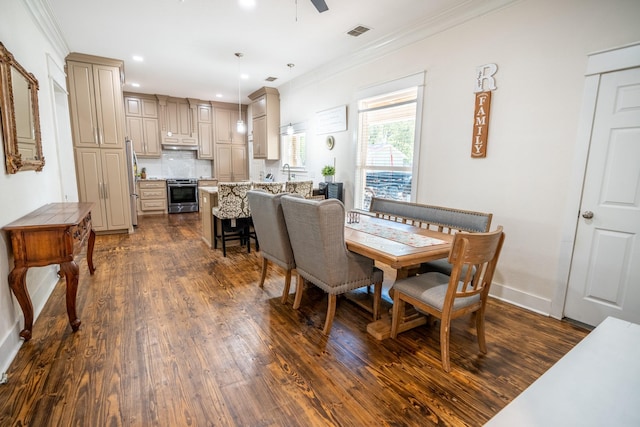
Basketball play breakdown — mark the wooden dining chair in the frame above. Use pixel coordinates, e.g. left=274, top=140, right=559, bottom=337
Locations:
left=246, top=190, right=296, bottom=303
left=390, top=226, right=505, bottom=372
left=281, top=195, right=383, bottom=335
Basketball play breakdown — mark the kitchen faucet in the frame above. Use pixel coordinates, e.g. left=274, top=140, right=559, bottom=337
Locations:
left=283, top=163, right=291, bottom=181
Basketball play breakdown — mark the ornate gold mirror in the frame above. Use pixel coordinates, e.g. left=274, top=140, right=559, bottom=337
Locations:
left=0, top=42, right=44, bottom=173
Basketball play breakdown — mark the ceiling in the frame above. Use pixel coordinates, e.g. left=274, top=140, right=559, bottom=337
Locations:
left=47, top=0, right=509, bottom=104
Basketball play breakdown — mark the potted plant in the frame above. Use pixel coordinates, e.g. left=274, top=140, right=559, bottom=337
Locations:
left=321, top=165, right=335, bottom=183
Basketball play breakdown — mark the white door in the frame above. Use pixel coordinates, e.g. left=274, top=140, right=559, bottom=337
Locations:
left=564, top=67, right=640, bottom=326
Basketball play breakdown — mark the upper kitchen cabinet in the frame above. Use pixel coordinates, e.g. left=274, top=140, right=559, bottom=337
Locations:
left=66, top=53, right=126, bottom=149
left=213, top=102, right=248, bottom=181
left=196, top=101, right=214, bottom=160
left=124, top=92, right=161, bottom=158
left=248, top=86, right=280, bottom=160
left=215, top=106, right=246, bottom=145
left=156, top=95, right=198, bottom=147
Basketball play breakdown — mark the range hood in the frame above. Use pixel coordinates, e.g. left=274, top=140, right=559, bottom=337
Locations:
left=161, top=144, right=198, bottom=151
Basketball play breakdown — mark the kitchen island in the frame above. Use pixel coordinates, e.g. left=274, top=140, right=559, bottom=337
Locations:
left=199, top=186, right=218, bottom=247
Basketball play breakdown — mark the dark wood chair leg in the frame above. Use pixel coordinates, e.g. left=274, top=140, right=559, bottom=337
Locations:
left=213, top=216, right=218, bottom=249
left=221, top=219, right=227, bottom=257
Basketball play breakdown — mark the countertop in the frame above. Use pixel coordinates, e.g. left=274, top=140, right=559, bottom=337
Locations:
left=199, top=186, right=218, bottom=193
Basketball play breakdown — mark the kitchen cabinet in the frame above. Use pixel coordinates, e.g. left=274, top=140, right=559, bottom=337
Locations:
left=198, top=179, right=218, bottom=211
left=67, top=53, right=131, bottom=233
left=156, top=95, right=198, bottom=147
left=196, top=102, right=214, bottom=159
left=137, top=180, right=167, bottom=215
left=124, top=93, right=161, bottom=158
left=66, top=54, right=126, bottom=149
left=74, top=147, right=131, bottom=232
left=198, top=179, right=218, bottom=188
left=199, top=187, right=218, bottom=248
left=215, top=107, right=245, bottom=144
left=214, top=104, right=248, bottom=181
left=216, top=144, right=248, bottom=182
left=248, top=86, right=280, bottom=160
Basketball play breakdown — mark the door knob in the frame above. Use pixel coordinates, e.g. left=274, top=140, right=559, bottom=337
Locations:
left=582, top=210, right=594, bottom=219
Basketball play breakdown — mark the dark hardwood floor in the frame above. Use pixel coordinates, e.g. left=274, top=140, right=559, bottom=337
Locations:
left=0, top=212, right=589, bottom=426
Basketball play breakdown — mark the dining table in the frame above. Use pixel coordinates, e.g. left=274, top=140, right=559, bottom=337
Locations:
left=344, top=212, right=454, bottom=340
left=344, top=213, right=453, bottom=272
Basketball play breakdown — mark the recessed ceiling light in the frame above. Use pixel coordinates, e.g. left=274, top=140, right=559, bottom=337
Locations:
left=240, top=73, right=249, bottom=80
left=215, top=94, right=223, bottom=98
left=238, top=0, right=256, bottom=9
left=132, top=55, right=144, bottom=62
left=130, top=83, right=140, bottom=87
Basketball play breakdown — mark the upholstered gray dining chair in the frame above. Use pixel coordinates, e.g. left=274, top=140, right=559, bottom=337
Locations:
left=390, top=226, right=505, bottom=372
left=280, top=195, right=383, bottom=335
left=246, top=190, right=296, bottom=304
left=212, top=182, right=257, bottom=256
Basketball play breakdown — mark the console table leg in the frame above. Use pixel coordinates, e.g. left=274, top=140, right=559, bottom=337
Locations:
left=60, top=261, right=81, bottom=332
left=87, top=229, right=96, bottom=275
left=8, top=267, right=33, bottom=341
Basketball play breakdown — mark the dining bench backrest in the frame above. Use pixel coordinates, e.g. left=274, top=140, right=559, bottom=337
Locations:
left=368, top=197, right=492, bottom=234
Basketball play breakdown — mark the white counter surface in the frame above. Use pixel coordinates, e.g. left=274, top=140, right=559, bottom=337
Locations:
left=198, top=186, right=218, bottom=193
left=485, top=316, right=640, bottom=426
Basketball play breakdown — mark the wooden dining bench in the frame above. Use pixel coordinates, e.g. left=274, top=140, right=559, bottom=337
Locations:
left=368, top=197, right=492, bottom=234
left=367, top=197, right=493, bottom=275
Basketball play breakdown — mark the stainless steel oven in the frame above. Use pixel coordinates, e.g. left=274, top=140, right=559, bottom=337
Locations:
left=167, top=178, right=199, bottom=213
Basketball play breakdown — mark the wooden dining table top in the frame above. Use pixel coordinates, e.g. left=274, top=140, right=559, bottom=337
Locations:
left=344, top=214, right=453, bottom=269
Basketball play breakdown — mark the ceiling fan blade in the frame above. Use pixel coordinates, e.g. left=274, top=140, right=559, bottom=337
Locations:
left=310, top=0, right=329, bottom=13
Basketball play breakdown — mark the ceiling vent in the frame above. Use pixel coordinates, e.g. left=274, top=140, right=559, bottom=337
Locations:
left=265, top=76, right=278, bottom=82
left=347, top=25, right=371, bottom=37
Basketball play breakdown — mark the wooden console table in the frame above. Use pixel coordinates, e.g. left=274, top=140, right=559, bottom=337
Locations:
left=3, top=203, right=96, bottom=341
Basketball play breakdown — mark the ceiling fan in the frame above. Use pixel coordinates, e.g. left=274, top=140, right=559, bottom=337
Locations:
left=310, top=0, right=329, bottom=13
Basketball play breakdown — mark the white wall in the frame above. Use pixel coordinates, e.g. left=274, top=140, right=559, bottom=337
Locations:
left=269, top=0, right=640, bottom=314
left=1, top=0, right=638, bottom=375
left=0, top=0, right=71, bottom=373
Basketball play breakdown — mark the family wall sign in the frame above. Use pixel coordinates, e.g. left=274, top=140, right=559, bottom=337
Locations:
left=472, top=63, right=497, bottom=158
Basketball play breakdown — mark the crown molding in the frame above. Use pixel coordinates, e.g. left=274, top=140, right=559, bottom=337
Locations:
left=23, top=0, right=69, bottom=61
left=292, top=0, right=519, bottom=91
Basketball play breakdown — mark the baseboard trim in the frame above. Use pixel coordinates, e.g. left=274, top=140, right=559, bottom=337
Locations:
left=0, top=321, right=23, bottom=377
left=490, top=283, right=552, bottom=317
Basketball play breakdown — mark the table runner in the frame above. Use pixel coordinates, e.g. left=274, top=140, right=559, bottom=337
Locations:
left=346, top=220, right=446, bottom=248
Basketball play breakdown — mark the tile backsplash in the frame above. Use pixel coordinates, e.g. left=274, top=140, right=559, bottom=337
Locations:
left=137, top=150, right=213, bottom=179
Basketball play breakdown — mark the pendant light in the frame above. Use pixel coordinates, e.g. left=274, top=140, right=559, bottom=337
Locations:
left=286, top=63, right=295, bottom=136
left=235, top=52, right=246, bottom=134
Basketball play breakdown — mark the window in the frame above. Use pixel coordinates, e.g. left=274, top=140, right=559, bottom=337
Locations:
left=282, top=129, right=306, bottom=171
left=356, top=86, right=419, bottom=209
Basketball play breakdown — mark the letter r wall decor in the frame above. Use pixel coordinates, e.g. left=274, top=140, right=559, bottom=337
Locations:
left=471, top=63, right=497, bottom=158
